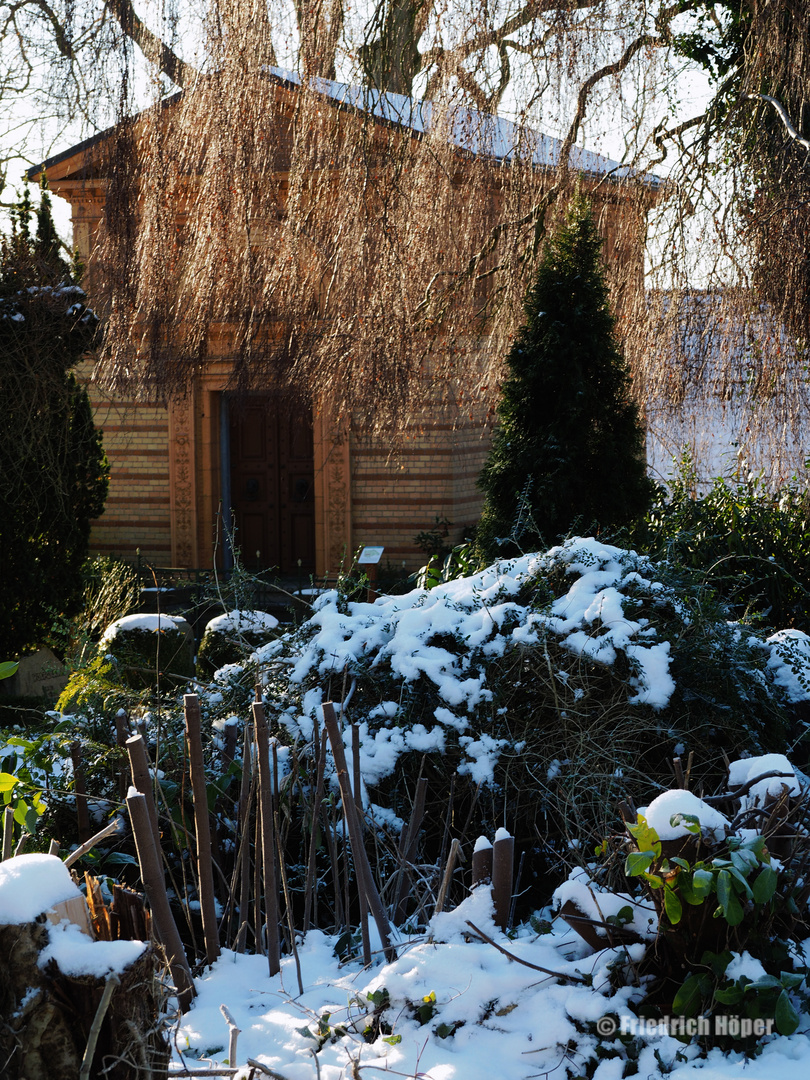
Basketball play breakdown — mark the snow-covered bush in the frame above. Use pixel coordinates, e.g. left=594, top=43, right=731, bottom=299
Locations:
left=197, top=538, right=802, bottom=908
left=196, top=608, right=279, bottom=677
left=560, top=752, right=810, bottom=1046
left=96, top=613, right=194, bottom=689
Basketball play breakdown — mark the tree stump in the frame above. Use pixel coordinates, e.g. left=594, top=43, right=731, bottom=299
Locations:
left=0, top=916, right=170, bottom=1079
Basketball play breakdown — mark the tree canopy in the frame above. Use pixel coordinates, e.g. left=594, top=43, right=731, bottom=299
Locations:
left=0, top=184, right=109, bottom=658
left=3, top=0, right=810, bottom=474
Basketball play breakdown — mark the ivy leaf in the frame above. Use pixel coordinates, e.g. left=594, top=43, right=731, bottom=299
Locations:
left=752, top=865, right=777, bottom=905
left=664, top=885, right=683, bottom=925
left=775, top=989, right=800, bottom=1036
left=691, top=868, right=714, bottom=899
left=626, top=851, right=656, bottom=876
left=673, top=973, right=710, bottom=1017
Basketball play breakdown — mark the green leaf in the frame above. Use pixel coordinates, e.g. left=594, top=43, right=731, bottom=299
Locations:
left=701, top=949, right=733, bottom=978
left=0, top=661, right=19, bottom=681
left=672, top=973, right=710, bottom=1017
left=774, top=989, right=800, bottom=1036
left=664, top=885, right=683, bottom=925
left=0, top=774, right=19, bottom=792
left=779, top=972, right=805, bottom=990
left=752, top=866, right=777, bottom=905
left=727, top=865, right=754, bottom=899
left=670, top=812, right=701, bottom=835
left=691, top=868, right=714, bottom=899
left=102, top=852, right=138, bottom=866
left=745, top=975, right=782, bottom=992
left=626, top=815, right=661, bottom=858
left=714, top=985, right=743, bottom=1005
left=383, top=1035, right=402, bottom=1045
left=716, top=870, right=734, bottom=917
left=625, top=851, right=656, bottom=876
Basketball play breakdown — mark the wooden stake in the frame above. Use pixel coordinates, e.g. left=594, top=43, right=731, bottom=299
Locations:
left=492, top=829, right=514, bottom=931
left=433, top=838, right=461, bottom=917
left=126, top=734, right=161, bottom=850
left=184, top=693, right=221, bottom=966
left=321, top=702, right=396, bottom=963
left=471, top=836, right=493, bottom=888
left=252, top=700, right=281, bottom=976
left=2, top=806, right=13, bottom=860
left=126, top=790, right=195, bottom=1011
left=71, top=741, right=92, bottom=843
left=303, top=726, right=328, bottom=933
left=394, top=775, right=428, bottom=921
left=234, top=722, right=254, bottom=953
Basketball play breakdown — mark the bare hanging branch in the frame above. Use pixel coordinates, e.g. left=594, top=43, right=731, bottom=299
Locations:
left=744, top=93, right=810, bottom=155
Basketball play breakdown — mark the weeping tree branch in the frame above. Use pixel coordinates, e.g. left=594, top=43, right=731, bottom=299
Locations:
left=557, top=33, right=660, bottom=178
left=745, top=92, right=810, bottom=154
left=104, top=0, right=198, bottom=88
left=420, top=0, right=599, bottom=73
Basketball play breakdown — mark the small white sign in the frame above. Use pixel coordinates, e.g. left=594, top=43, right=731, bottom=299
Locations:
left=357, top=545, right=384, bottom=565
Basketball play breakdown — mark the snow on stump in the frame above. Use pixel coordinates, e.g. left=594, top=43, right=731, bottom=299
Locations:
left=196, top=608, right=280, bottom=677
left=0, top=854, right=170, bottom=1079
left=99, top=613, right=195, bottom=690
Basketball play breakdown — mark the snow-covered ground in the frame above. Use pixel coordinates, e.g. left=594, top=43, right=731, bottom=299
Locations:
left=4, top=848, right=810, bottom=1080
left=7, top=538, right=810, bottom=1078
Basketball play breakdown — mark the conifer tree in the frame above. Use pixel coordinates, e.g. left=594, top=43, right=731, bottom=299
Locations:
left=476, top=191, right=652, bottom=563
left=0, top=180, right=109, bottom=657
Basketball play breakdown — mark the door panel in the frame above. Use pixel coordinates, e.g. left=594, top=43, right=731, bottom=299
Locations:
left=229, top=396, right=315, bottom=573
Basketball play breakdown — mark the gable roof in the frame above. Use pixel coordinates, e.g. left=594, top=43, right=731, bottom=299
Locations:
left=264, top=66, right=662, bottom=186
left=30, top=68, right=661, bottom=189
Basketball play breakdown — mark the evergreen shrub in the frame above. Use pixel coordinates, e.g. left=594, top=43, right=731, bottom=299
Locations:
left=0, top=183, right=109, bottom=658
left=196, top=609, right=280, bottom=676
left=624, top=452, right=810, bottom=631
left=476, top=190, right=652, bottom=563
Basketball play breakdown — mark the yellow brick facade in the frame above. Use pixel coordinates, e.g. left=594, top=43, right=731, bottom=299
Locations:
left=78, top=361, right=173, bottom=564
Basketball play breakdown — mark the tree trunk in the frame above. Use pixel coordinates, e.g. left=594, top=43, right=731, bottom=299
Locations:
left=0, top=918, right=170, bottom=1079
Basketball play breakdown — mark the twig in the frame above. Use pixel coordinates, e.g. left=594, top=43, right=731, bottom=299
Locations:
left=464, top=920, right=588, bottom=983
left=745, top=93, right=810, bottom=153
left=64, top=817, right=126, bottom=868
left=79, top=973, right=120, bottom=1080
left=246, top=1059, right=293, bottom=1078
left=220, top=1004, right=241, bottom=1070
left=275, top=810, right=304, bottom=996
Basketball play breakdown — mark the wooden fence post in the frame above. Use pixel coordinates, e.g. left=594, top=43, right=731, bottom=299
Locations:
left=492, top=828, right=514, bottom=931
left=126, top=790, right=195, bottom=1012
left=251, top=700, right=281, bottom=976
left=184, top=693, right=221, bottom=966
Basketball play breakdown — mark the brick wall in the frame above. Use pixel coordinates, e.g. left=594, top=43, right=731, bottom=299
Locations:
left=81, top=362, right=173, bottom=564
left=350, top=361, right=491, bottom=571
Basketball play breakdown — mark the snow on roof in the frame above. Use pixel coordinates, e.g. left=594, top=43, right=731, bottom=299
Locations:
left=266, top=67, right=662, bottom=185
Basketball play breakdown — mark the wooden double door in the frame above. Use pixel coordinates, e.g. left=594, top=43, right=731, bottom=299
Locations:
left=228, top=395, right=316, bottom=573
